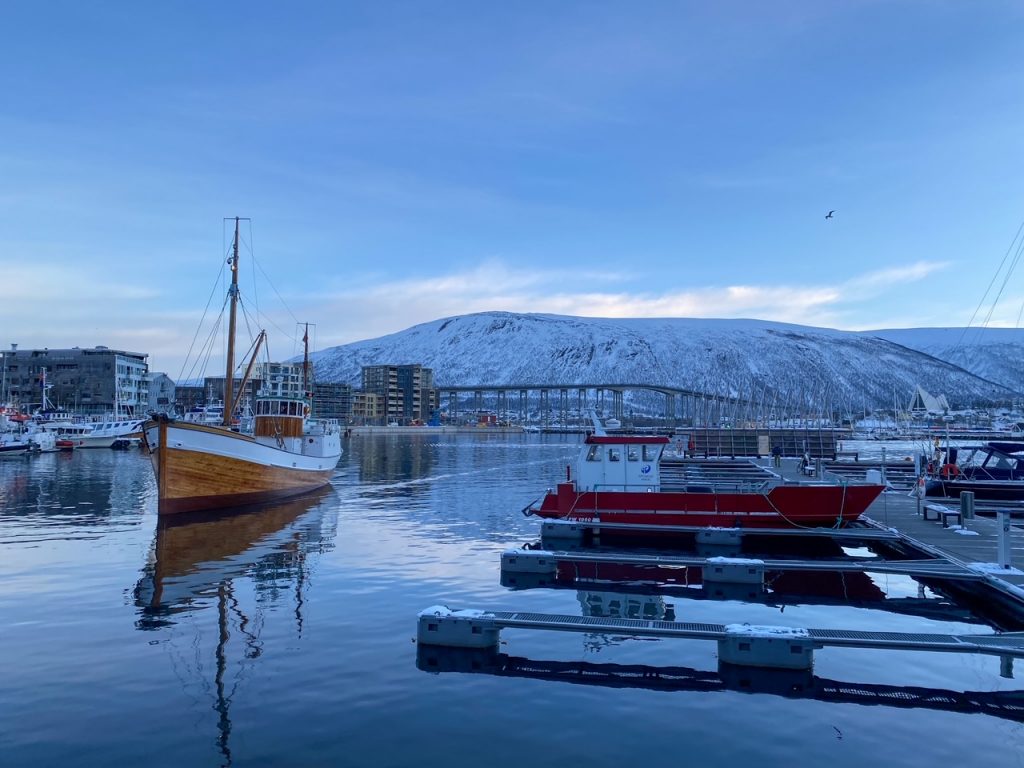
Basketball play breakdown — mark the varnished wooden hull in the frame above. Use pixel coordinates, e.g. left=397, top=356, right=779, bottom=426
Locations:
left=143, top=419, right=340, bottom=515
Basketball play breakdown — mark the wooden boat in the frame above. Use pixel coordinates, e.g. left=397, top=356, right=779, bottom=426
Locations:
left=142, top=218, right=342, bottom=515
left=524, top=433, right=885, bottom=529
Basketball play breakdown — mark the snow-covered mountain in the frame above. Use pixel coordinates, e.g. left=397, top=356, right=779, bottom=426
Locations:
left=863, top=327, right=1024, bottom=394
left=309, top=312, right=1019, bottom=409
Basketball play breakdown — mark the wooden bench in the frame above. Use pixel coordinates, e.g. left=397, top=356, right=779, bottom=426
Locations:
left=940, top=509, right=962, bottom=528
left=834, top=450, right=859, bottom=461
left=923, top=504, right=962, bottom=528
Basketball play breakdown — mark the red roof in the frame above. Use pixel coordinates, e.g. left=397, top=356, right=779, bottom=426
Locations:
left=585, top=435, right=670, bottom=445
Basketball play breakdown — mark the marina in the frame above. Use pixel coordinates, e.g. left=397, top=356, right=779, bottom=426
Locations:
left=5, top=432, right=1024, bottom=766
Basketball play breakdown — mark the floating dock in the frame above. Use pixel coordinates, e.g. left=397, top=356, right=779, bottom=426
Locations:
left=418, top=456, right=1024, bottom=673
left=417, top=606, right=1024, bottom=671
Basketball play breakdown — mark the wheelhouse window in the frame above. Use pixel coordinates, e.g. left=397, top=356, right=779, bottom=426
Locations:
left=586, top=445, right=601, bottom=461
left=642, top=446, right=660, bottom=462
left=627, top=448, right=639, bottom=461
left=608, top=448, right=621, bottom=462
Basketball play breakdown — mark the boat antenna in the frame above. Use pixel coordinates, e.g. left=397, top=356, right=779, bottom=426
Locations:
left=223, top=217, right=241, bottom=427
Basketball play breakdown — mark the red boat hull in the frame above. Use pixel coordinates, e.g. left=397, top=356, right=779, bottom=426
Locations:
left=531, top=482, right=884, bottom=528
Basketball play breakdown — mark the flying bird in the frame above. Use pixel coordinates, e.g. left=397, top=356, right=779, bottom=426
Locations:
left=825, top=210, right=835, bottom=220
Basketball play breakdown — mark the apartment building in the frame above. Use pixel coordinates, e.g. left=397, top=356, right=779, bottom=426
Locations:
left=1, top=345, right=149, bottom=416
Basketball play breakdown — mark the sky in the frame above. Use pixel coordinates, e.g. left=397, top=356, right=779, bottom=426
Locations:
left=2, top=1, right=1024, bottom=377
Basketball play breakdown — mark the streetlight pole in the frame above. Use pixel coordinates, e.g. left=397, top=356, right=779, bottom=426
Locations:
left=1, top=352, right=6, bottom=406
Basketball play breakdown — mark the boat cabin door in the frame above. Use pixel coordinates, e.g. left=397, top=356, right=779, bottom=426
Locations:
left=577, top=438, right=664, bottom=492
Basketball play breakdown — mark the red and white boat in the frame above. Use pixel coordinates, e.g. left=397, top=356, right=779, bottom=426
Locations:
left=524, top=433, right=885, bottom=529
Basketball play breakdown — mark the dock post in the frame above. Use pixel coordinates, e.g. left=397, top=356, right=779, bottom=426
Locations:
left=703, top=558, right=765, bottom=600
left=418, top=607, right=500, bottom=649
left=718, top=632, right=815, bottom=670
left=501, top=550, right=557, bottom=575
left=1001, top=655, right=1015, bottom=679
left=960, top=491, right=974, bottom=526
left=997, top=511, right=1013, bottom=569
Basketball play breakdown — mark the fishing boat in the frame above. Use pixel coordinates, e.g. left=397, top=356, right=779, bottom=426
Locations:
left=142, top=218, right=342, bottom=516
left=924, top=442, right=1024, bottom=501
left=523, top=432, right=885, bottom=528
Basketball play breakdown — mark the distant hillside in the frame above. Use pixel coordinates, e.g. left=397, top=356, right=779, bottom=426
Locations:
left=308, top=312, right=1019, bottom=410
left=864, top=327, right=1024, bottom=394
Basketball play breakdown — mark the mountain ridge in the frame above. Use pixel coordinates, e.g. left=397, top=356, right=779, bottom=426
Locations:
left=307, top=311, right=1021, bottom=409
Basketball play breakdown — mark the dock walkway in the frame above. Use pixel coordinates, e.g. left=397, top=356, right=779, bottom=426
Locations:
left=863, top=491, right=1024, bottom=591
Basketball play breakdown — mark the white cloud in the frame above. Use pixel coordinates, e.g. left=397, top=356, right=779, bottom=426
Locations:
left=0, top=256, right=954, bottom=376
left=305, top=259, right=947, bottom=349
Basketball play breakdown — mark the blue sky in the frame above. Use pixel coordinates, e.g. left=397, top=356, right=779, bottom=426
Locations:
left=2, top=1, right=1024, bottom=376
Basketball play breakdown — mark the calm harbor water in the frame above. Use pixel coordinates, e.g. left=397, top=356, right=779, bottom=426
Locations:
left=2, top=433, right=1023, bottom=767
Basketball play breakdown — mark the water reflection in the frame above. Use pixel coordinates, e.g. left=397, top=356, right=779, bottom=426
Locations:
left=0, top=451, right=149, bottom=531
left=502, top=557, right=987, bottom=626
left=133, top=489, right=337, bottom=765
left=355, top=433, right=436, bottom=484
left=417, top=644, right=1024, bottom=722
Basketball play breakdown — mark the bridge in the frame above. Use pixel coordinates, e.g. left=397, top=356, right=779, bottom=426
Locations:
left=436, top=383, right=754, bottom=426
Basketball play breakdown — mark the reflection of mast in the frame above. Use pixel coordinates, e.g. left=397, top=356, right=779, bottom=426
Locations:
left=132, top=490, right=335, bottom=765
left=215, top=582, right=233, bottom=768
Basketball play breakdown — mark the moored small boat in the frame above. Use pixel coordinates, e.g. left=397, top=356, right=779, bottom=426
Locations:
left=524, top=433, right=885, bottom=529
left=924, top=441, right=1024, bottom=501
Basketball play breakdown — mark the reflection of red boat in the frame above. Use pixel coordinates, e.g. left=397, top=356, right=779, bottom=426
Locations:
left=525, top=434, right=884, bottom=528
left=552, top=561, right=886, bottom=602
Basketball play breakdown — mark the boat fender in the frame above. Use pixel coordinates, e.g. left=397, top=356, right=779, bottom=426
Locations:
left=939, top=463, right=960, bottom=479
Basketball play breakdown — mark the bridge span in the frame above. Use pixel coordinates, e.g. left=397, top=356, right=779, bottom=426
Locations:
left=437, top=383, right=752, bottom=427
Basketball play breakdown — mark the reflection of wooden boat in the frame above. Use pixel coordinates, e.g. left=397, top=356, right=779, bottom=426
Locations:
left=133, top=487, right=332, bottom=764
left=134, top=486, right=331, bottom=625
left=142, top=218, right=342, bottom=515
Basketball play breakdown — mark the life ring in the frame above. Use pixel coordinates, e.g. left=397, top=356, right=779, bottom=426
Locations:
left=939, top=463, right=960, bottom=479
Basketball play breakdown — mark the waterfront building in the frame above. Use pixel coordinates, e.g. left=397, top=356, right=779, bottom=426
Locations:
left=361, top=364, right=437, bottom=424
left=260, top=362, right=304, bottom=398
left=1, top=344, right=149, bottom=416
left=313, top=382, right=353, bottom=422
left=146, top=372, right=176, bottom=415
left=352, top=391, right=382, bottom=424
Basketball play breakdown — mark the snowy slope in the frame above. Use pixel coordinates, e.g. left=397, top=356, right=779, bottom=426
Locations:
left=309, top=312, right=1018, bottom=409
left=864, top=327, right=1024, bottom=393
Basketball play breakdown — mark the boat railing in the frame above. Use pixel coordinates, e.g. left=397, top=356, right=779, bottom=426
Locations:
left=591, top=480, right=777, bottom=495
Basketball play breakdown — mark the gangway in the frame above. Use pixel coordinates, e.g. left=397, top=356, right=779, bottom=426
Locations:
left=501, top=548, right=984, bottom=581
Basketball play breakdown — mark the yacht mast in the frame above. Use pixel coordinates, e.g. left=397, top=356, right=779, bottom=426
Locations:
left=222, top=217, right=240, bottom=427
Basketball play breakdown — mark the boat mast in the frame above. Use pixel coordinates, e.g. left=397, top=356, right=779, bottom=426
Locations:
left=222, top=217, right=240, bottom=427
left=302, top=323, right=310, bottom=410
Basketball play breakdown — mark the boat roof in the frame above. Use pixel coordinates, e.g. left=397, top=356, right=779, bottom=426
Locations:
left=982, top=441, right=1024, bottom=456
left=584, top=435, right=670, bottom=445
